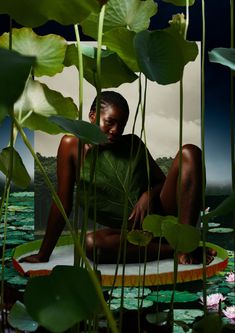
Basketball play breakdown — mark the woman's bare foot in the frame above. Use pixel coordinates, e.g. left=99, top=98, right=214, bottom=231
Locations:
left=178, top=247, right=217, bottom=265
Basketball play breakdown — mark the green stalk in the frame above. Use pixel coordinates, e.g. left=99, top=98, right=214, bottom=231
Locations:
left=95, top=4, right=106, bottom=124
left=73, top=24, right=84, bottom=267
left=201, top=0, right=207, bottom=314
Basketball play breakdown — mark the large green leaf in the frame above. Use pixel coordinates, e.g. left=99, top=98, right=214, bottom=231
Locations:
left=127, top=230, right=153, bottom=246
left=14, top=79, right=78, bottom=134
left=162, top=0, right=195, bottom=5
left=209, top=48, right=235, bottom=71
left=24, top=266, right=101, bottom=333
left=49, top=116, right=108, bottom=144
left=103, top=27, right=139, bottom=72
left=134, top=26, right=198, bottom=84
left=202, top=191, right=235, bottom=221
left=142, top=214, right=178, bottom=237
left=162, top=222, right=200, bottom=252
left=81, top=0, right=157, bottom=39
left=80, top=135, right=150, bottom=228
left=0, top=0, right=100, bottom=27
left=0, top=48, right=35, bottom=108
left=8, top=301, right=39, bottom=332
left=64, top=44, right=137, bottom=88
left=0, top=147, right=31, bottom=189
left=0, top=28, right=67, bottom=77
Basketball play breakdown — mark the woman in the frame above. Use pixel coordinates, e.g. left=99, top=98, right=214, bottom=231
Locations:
left=22, top=91, right=215, bottom=264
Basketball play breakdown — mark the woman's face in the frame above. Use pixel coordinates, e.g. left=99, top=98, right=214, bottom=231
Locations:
left=89, top=104, right=128, bottom=143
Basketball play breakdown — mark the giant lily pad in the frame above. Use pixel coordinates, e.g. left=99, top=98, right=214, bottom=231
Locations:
left=0, top=28, right=67, bottom=77
left=14, top=79, right=78, bottom=134
left=209, top=48, right=235, bottom=71
left=81, top=0, right=157, bottom=39
left=208, top=228, right=234, bottom=233
left=24, top=265, right=101, bottom=333
left=0, top=0, right=100, bottom=27
left=0, top=147, right=31, bottom=189
left=64, top=44, right=137, bottom=88
left=0, top=48, right=35, bottom=108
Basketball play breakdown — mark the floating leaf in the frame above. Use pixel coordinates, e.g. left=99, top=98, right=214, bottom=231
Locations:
left=146, top=312, right=168, bottom=325
left=7, top=275, right=28, bottom=286
left=14, top=79, right=78, bottom=134
left=0, top=48, right=35, bottom=108
left=162, top=222, right=200, bottom=252
left=209, top=48, right=235, bottom=71
left=208, top=228, right=234, bottom=233
left=0, top=28, right=67, bottom=77
left=64, top=44, right=137, bottom=88
left=8, top=301, right=38, bottom=332
left=109, top=287, right=151, bottom=299
left=0, top=147, right=31, bottom=189
left=127, top=230, right=153, bottom=246
left=110, top=298, right=153, bottom=310
left=134, top=27, right=198, bottom=85
left=146, top=290, right=199, bottom=303
left=49, top=116, right=107, bottom=144
left=24, top=266, right=101, bottom=333
left=81, top=0, right=157, bottom=39
left=0, top=0, right=100, bottom=27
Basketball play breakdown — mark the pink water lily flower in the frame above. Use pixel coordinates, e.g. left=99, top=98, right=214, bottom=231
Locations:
left=200, top=293, right=226, bottom=308
left=223, top=306, right=235, bottom=320
left=225, top=272, right=235, bottom=283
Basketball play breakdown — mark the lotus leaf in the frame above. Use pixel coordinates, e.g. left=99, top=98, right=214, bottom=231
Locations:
left=109, top=287, right=152, bottom=298
left=64, top=44, right=137, bottom=88
left=0, top=0, right=100, bottom=27
left=50, top=116, right=107, bottom=144
left=146, top=290, right=199, bottom=303
left=110, top=297, right=153, bottom=310
left=0, top=28, right=67, bottom=77
left=0, top=147, right=31, bottom=189
left=134, top=26, right=198, bottom=85
left=8, top=301, right=38, bottom=332
left=81, top=0, right=157, bottom=39
left=209, top=48, right=235, bottom=71
left=0, top=48, right=35, bottom=108
left=24, top=265, right=101, bottom=333
left=103, top=27, right=139, bottom=72
left=14, top=79, right=78, bottom=134
left=208, top=228, right=234, bottom=233
left=127, top=230, right=153, bottom=246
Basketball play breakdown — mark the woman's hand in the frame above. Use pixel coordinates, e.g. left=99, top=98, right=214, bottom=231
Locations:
left=128, top=191, right=151, bottom=227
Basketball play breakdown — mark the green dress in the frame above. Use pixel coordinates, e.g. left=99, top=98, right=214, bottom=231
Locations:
left=79, top=134, right=150, bottom=229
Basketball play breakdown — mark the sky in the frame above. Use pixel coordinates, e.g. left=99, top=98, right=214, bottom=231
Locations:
left=0, top=0, right=233, bottom=191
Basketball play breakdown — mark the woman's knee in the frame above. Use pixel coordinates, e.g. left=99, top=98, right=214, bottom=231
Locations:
left=182, top=144, right=202, bottom=162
